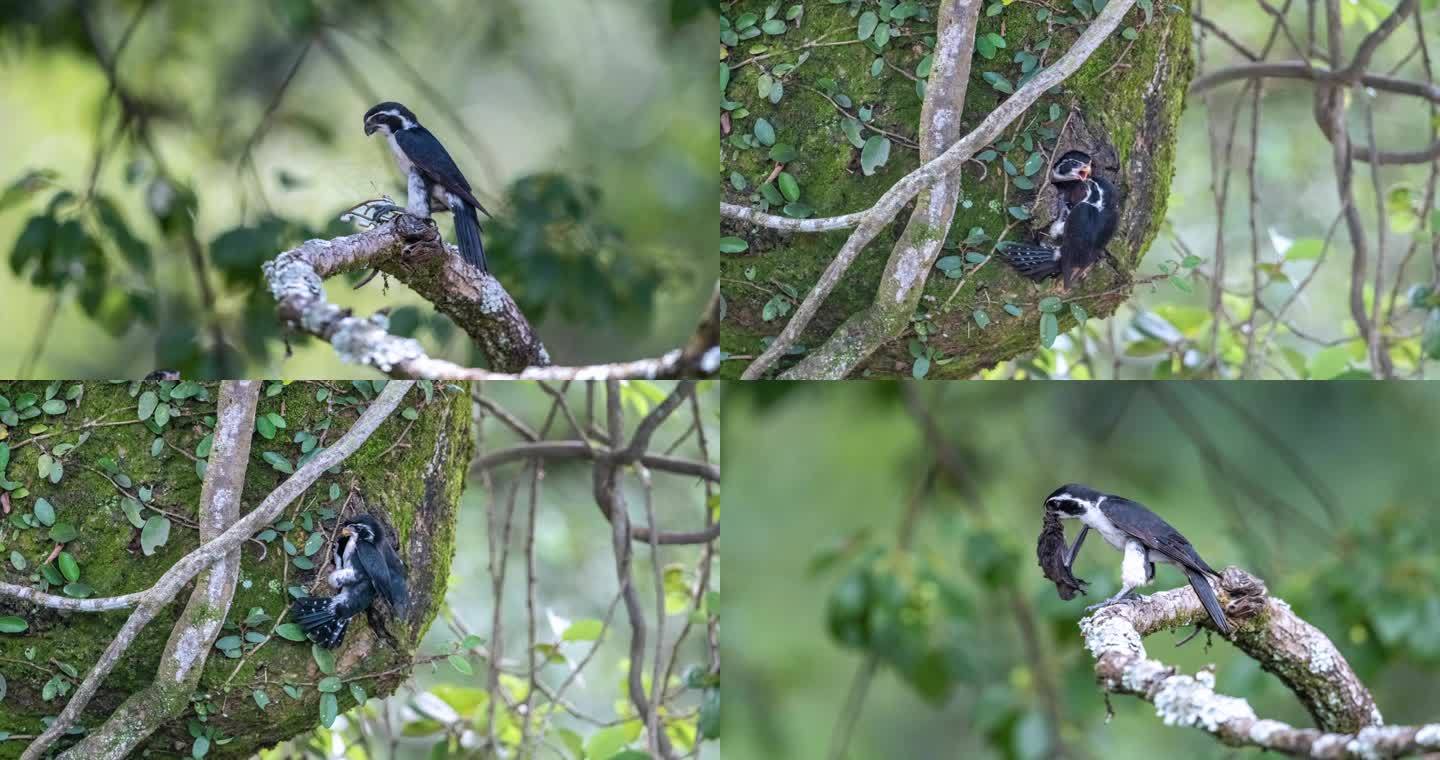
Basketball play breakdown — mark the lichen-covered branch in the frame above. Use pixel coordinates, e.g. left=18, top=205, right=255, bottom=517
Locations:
left=22, top=382, right=412, bottom=759
left=1080, top=567, right=1440, bottom=757
left=263, top=214, right=721, bottom=380
left=61, top=381, right=259, bottom=760
left=738, top=0, right=1141, bottom=379
left=779, top=0, right=981, bottom=379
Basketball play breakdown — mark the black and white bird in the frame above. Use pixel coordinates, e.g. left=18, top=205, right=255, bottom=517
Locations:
left=291, top=514, right=409, bottom=649
left=1043, top=483, right=1232, bottom=635
left=363, top=101, right=491, bottom=272
left=999, top=150, right=1121, bottom=290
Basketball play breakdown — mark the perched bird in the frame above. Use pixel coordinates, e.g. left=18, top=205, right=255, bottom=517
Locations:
left=998, top=150, right=1121, bottom=290
left=363, top=101, right=491, bottom=272
left=1041, top=483, right=1232, bottom=635
left=291, top=514, right=409, bottom=649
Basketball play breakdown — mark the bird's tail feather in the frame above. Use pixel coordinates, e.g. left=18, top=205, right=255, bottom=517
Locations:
left=1184, top=567, right=1232, bottom=635
left=451, top=200, right=488, bottom=273
left=292, top=597, right=352, bottom=649
left=997, top=242, right=1060, bottom=280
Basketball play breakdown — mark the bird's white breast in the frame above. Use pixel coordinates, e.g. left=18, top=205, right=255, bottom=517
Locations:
left=386, top=133, right=413, bottom=176
left=1078, top=497, right=1130, bottom=551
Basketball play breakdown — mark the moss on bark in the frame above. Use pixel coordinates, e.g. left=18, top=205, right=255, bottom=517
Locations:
left=0, top=380, right=468, bottom=756
left=720, top=1, right=1193, bottom=377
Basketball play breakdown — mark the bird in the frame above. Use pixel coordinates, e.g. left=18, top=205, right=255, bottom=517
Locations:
left=291, top=514, right=409, bottom=649
left=998, top=150, right=1121, bottom=290
left=363, top=101, right=491, bottom=273
left=1042, top=483, right=1232, bottom=635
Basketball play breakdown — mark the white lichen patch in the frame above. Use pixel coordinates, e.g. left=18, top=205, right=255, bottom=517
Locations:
left=1415, top=723, right=1440, bottom=747
left=1121, top=657, right=1168, bottom=693
left=1080, top=613, right=1145, bottom=658
left=892, top=246, right=923, bottom=301
left=700, top=346, right=721, bottom=374
left=330, top=315, right=426, bottom=371
left=1348, top=726, right=1416, bottom=760
left=1248, top=718, right=1290, bottom=745
left=1152, top=674, right=1256, bottom=732
left=172, top=626, right=207, bottom=683
left=1311, top=733, right=1348, bottom=757
left=1307, top=635, right=1339, bottom=674
left=478, top=276, right=509, bottom=315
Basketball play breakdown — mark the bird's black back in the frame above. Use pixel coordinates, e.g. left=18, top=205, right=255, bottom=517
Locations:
left=1099, top=497, right=1220, bottom=577
left=395, top=127, right=488, bottom=215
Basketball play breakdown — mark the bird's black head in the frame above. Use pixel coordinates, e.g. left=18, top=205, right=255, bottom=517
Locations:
left=364, top=102, right=419, bottom=136
left=1050, top=150, right=1093, bottom=183
left=341, top=514, right=383, bottom=544
left=1044, top=483, right=1103, bottom=517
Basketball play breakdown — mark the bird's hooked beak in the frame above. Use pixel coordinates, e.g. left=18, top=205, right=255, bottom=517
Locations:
left=363, top=120, right=378, bottom=136
left=341, top=527, right=354, bottom=537
left=1078, top=164, right=1092, bottom=180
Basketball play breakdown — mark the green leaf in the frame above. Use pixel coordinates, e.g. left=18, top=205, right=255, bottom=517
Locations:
left=256, top=415, right=276, bottom=440
left=33, top=498, right=55, bottom=527
left=1004, top=303, right=1023, bottom=317
left=973, top=310, right=991, bottom=329
left=761, top=18, right=787, bottom=35
left=912, top=356, right=931, bottom=379
left=64, top=581, right=93, bottom=598
left=313, top=643, right=336, bottom=674
left=1023, top=152, right=1045, bottom=176
left=753, top=118, right=776, bottom=146
left=563, top=619, right=605, bottom=642
left=1007, top=206, right=1032, bottom=220
left=720, top=237, right=749, bottom=254
left=318, top=693, right=339, bottom=728
left=49, top=523, right=78, bottom=544
left=1424, top=309, right=1440, bottom=360
left=275, top=623, right=307, bottom=642
left=983, top=71, right=1014, bottom=94
left=137, top=391, right=158, bottom=421
left=778, top=173, right=801, bottom=202
left=141, top=515, right=171, bottom=556
left=1038, top=296, right=1063, bottom=314
left=1040, top=312, right=1060, bottom=348
left=1284, top=238, right=1325, bottom=261
left=860, top=136, right=892, bottom=176
left=769, top=143, right=798, bottom=163
left=317, top=675, right=342, bottom=693
left=40, top=399, right=66, bottom=415
left=9, top=551, right=26, bottom=571
left=262, top=451, right=293, bottom=474
left=303, top=532, right=325, bottom=557
left=699, top=687, right=721, bottom=739
left=0, top=617, right=28, bottom=634
left=57, top=552, right=79, bottom=583
left=253, top=689, right=271, bottom=710
left=1070, top=303, right=1089, bottom=328
left=729, top=171, right=748, bottom=191
left=857, top=10, right=879, bottom=40
left=121, top=497, right=146, bottom=529
left=1121, top=26, right=1139, bottom=40
left=448, top=653, right=474, bottom=675
left=841, top=118, right=865, bottom=149
left=192, top=735, right=210, bottom=759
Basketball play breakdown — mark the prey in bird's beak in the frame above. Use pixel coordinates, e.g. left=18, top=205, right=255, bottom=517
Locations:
left=363, top=120, right=378, bottom=136
left=1078, top=164, right=1092, bottom=181
left=340, top=527, right=354, bottom=537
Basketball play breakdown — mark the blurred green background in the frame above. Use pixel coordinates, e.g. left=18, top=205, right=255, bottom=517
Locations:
left=0, top=0, right=716, bottom=378
left=724, top=381, right=1440, bottom=759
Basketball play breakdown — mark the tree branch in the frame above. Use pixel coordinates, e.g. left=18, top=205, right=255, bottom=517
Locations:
left=263, top=217, right=719, bottom=379
left=22, top=382, right=412, bottom=759
left=1078, top=567, right=1440, bottom=757
left=61, top=381, right=260, bottom=759
left=471, top=441, right=720, bottom=484
left=738, top=0, right=1140, bottom=379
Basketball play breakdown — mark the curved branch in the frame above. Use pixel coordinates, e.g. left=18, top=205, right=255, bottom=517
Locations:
left=470, top=441, right=720, bottom=484
left=721, top=201, right=864, bottom=232
left=263, top=217, right=720, bottom=380
left=739, top=0, right=1140, bottom=379
left=1079, top=567, right=1440, bottom=757
left=1190, top=62, right=1440, bottom=103
left=61, top=381, right=259, bottom=759
left=22, top=382, right=413, bottom=759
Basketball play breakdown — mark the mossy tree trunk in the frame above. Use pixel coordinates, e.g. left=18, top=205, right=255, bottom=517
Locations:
left=720, top=0, right=1192, bottom=378
left=0, top=380, right=469, bottom=757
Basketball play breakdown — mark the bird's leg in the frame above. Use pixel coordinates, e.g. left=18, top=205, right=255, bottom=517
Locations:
left=1064, top=526, right=1090, bottom=570
left=1084, top=585, right=1140, bottom=612
left=405, top=169, right=430, bottom=217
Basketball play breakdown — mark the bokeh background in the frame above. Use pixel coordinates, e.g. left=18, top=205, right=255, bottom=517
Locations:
left=724, top=381, right=1440, bottom=759
left=0, top=0, right=716, bottom=378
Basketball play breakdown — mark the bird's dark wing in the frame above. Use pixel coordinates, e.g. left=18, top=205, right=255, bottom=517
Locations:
left=1059, top=202, right=1105, bottom=287
left=353, top=540, right=407, bottom=611
left=1100, top=497, right=1220, bottom=576
left=381, top=541, right=410, bottom=614
left=395, top=127, right=492, bottom=217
